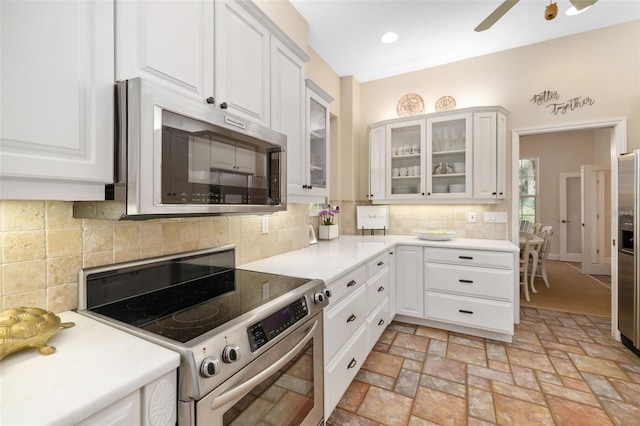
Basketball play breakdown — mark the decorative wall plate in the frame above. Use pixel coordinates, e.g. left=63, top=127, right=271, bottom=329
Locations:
left=396, top=93, right=425, bottom=117
left=435, top=95, right=456, bottom=111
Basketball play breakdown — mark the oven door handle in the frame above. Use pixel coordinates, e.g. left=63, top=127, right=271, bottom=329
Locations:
left=209, top=319, right=318, bottom=411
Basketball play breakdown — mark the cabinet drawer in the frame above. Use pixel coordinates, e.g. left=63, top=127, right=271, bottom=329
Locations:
left=325, top=325, right=368, bottom=418
left=324, top=285, right=367, bottom=361
left=367, top=298, right=389, bottom=351
left=366, top=251, right=389, bottom=279
left=424, top=247, right=513, bottom=269
left=366, top=270, right=389, bottom=314
left=425, top=263, right=513, bottom=301
left=425, top=292, right=513, bottom=334
left=327, top=265, right=366, bottom=304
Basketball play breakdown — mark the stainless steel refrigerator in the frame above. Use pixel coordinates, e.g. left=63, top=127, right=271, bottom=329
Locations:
left=618, top=151, right=640, bottom=354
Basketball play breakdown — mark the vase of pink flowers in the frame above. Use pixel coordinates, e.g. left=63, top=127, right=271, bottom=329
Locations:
left=318, top=207, right=339, bottom=240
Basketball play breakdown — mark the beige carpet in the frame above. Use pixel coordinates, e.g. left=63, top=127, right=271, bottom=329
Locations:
left=520, top=260, right=611, bottom=317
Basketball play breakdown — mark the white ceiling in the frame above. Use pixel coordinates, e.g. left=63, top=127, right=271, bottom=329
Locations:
left=290, top=0, right=640, bottom=82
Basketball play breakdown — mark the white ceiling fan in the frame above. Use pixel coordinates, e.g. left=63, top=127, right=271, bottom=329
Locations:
left=474, top=0, right=599, bottom=32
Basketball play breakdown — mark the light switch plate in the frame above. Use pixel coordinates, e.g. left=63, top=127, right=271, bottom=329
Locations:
left=261, top=216, right=269, bottom=234
left=468, top=212, right=477, bottom=223
left=484, top=212, right=507, bottom=223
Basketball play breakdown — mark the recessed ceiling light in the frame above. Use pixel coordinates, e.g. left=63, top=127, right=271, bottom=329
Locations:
left=380, top=32, right=398, bottom=44
left=566, top=4, right=592, bottom=15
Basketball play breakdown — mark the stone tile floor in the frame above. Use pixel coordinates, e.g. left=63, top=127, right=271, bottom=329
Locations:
left=326, top=307, right=640, bottom=425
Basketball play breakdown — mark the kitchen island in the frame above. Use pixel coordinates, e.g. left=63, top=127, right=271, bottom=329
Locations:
left=1, top=311, right=180, bottom=425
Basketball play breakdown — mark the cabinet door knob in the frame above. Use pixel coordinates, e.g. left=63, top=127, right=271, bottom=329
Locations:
left=347, top=314, right=357, bottom=323
left=346, top=280, right=357, bottom=287
left=492, top=192, right=497, bottom=195
left=206, top=97, right=215, bottom=104
left=377, top=286, right=385, bottom=292
left=377, top=261, right=384, bottom=266
left=220, top=102, right=228, bottom=109
left=458, top=309, right=474, bottom=315
left=426, top=192, right=429, bottom=196
left=347, top=358, right=357, bottom=369
left=378, top=318, right=385, bottom=326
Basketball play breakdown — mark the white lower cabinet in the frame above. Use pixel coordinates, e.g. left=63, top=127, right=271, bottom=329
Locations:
left=325, top=285, right=367, bottom=361
left=325, top=325, right=368, bottom=417
left=78, top=370, right=176, bottom=426
left=422, top=246, right=515, bottom=341
left=424, top=292, right=513, bottom=334
left=324, top=249, right=391, bottom=419
left=367, top=298, right=389, bottom=351
left=395, top=245, right=424, bottom=317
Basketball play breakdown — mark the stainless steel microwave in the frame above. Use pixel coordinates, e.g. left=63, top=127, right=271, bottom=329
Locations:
left=76, top=78, right=286, bottom=219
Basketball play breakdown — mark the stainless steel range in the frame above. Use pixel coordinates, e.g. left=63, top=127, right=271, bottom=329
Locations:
left=79, top=245, right=329, bottom=425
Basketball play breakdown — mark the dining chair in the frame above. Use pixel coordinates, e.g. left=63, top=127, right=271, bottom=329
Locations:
left=519, top=219, right=532, bottom=232
left=519, top=232, right=532, bottom=302
left=531, top=226, right=553, bottom=291
left=520, top=231, right=539, bottom=296
left=531, top=223, right=542, bottom=234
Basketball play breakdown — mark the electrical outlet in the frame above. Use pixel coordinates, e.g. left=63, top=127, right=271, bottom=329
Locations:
left=261, top=216, right=269, bottom=234
left=468, top=212, right=477, bottom=223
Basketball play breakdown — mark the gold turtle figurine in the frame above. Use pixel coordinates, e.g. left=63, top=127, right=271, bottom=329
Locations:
left=0, top=307, right=75, bottom=360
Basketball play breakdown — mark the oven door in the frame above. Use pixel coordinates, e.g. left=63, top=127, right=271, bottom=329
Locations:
left=196, top=313, right=324, bottom=426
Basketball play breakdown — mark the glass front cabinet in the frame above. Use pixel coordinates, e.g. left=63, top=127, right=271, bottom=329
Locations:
left=426, top=112, right=473, bottom=199
left=368, top=107, right=507, bottom=203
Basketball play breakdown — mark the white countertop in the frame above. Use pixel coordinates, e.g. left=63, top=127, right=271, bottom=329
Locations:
left=0, top=311, right=180, bottom=426
left=239, top=234, right=518, bottom=283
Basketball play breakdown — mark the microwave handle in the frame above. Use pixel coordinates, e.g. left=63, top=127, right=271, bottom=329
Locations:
left=209, top=318, right=318, bottom=410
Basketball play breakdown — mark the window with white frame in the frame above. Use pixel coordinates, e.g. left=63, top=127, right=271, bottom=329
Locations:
left=519, top=157, right=538, bottom=224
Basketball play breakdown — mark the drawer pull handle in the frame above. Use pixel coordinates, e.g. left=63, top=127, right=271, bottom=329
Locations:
left=377, top=261, right=384, bottom=266
left=347, top=280, right=357, bottom=287
left=347, top=358, right=357, bottom=369
left=347, top=314, right=357, bottom=323
left=378, top=286, right=385, bottom=292
left=459, top=309, right=474, bottom=315
left=459, top=256, right=474, bottom=260
left=459, top=279, right=474, bottom=284
left=378, top=318, right=385, bottom=326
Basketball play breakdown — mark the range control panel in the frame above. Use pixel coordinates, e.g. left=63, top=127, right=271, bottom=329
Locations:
left=247, top=297, right=309, bottom=352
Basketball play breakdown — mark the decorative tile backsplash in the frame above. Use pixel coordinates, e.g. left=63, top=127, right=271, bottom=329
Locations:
left=0, top=201, right=312, bottom=313
left=1, top=199, right=508, bottom=313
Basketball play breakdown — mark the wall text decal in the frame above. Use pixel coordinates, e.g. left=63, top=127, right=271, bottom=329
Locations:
left=529, top=90, right=596, bottom=115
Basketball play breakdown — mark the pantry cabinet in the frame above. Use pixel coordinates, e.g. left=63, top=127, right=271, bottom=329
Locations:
left=0, top=0, right=115, bottom=200
left=367, top=106, right=508, bottom=204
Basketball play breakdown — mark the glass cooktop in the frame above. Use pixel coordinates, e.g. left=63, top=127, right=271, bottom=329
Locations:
left=86, top=257, right=311, bottom=343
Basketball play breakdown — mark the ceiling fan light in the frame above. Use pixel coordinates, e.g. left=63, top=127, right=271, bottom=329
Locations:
left=380, top=32, right=398, bottom=44
left=566, top=4, right=592, bottom=16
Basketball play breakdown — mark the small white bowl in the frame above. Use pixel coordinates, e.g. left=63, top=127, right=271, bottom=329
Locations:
left=452, top=162, right=465, bottom=173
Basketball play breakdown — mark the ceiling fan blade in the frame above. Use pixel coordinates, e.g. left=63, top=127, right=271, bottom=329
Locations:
left=474, top=0, right=520, bottom=32
left=569, top=0, right=598, bottom=11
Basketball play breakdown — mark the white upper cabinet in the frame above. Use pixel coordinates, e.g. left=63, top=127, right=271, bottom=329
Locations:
left=288, top=80, right=333, bottom=203
left=115, top=0, right=214, bottom=102
left=473, top=110, right=507, bottom=199
left=270, top=37, right=305, bottom=188
left=368, top=106, right=508, bottom=204
left=0, top=0, right=115, bottom=200
left=368, top=126, right=386, bottom=201
left=214, top=0, right=271, bottom=126
left=387, top=119, right=426, bottom=200
left=426, top=112, right=473, bottom=199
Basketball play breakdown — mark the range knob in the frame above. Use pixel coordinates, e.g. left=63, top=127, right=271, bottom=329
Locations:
left=313, top=292, right=325, bottom=304
left=222, top=344, right=241, bottom=363
left=200, top=357, right=220, bottom=378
